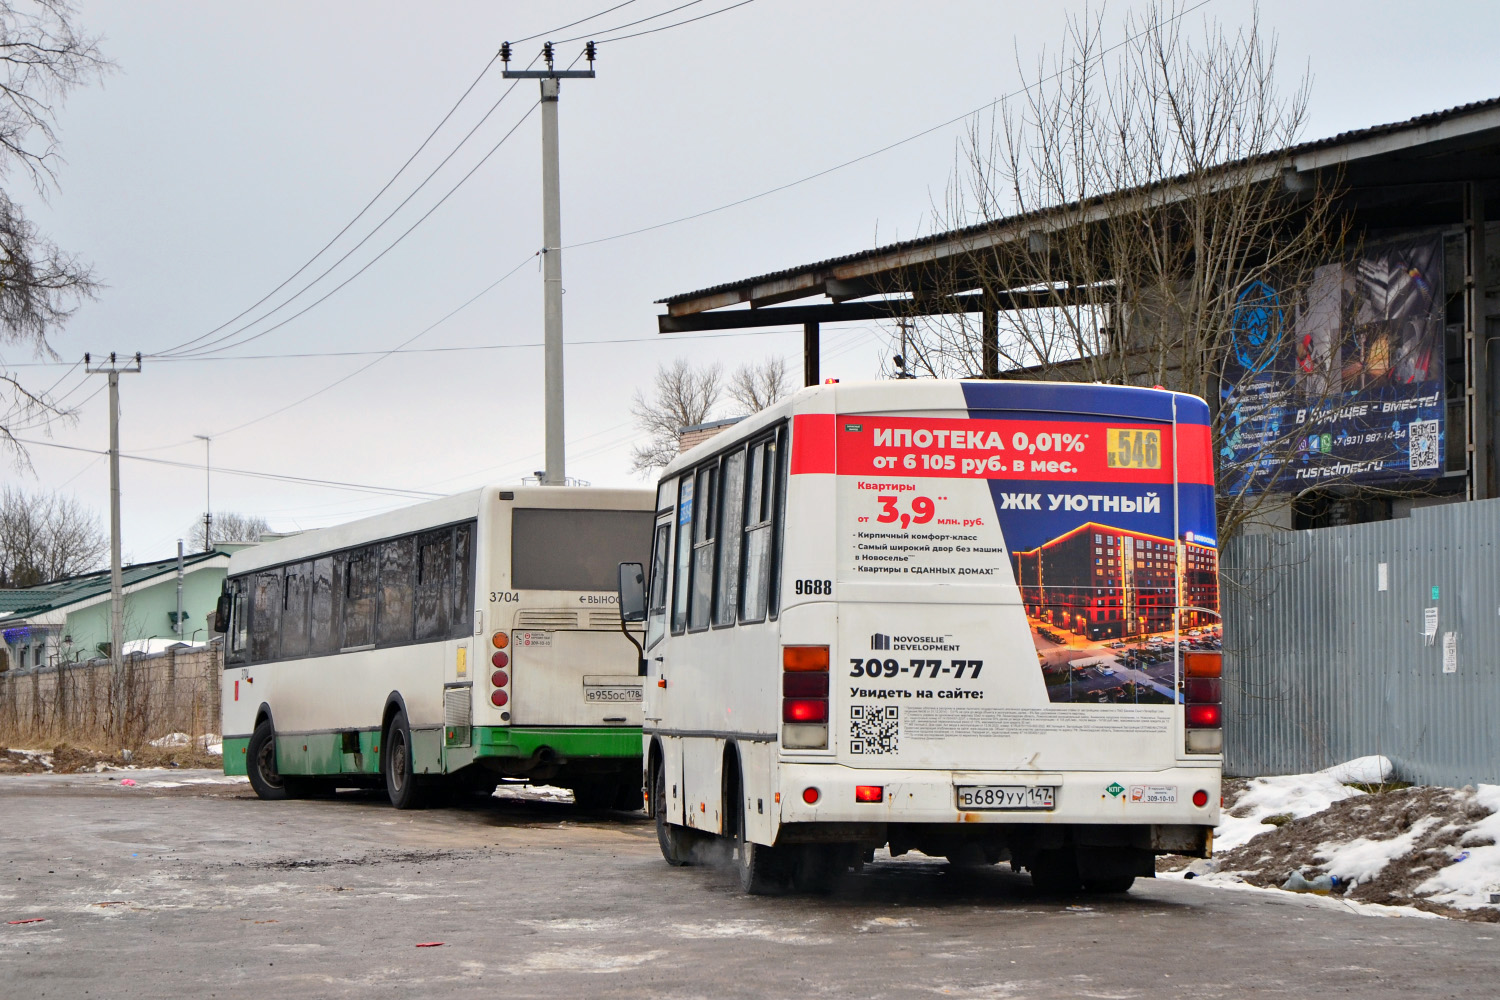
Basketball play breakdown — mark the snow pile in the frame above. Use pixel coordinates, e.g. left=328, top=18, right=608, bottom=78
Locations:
left=1316, top=816, right=1441, bottom=885
left=148, top=732, right=220, bottom=750
left=1213, top=760, right=1382, bottom=853
left=1184, top=760, right=1500, bottom=921
left=1415, top=784, right=1500, bottom=912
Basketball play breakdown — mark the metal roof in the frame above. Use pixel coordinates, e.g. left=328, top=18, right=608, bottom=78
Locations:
left=0, top=550, right=228, bottom=623
left=659, top=95, right=1500, bottom=314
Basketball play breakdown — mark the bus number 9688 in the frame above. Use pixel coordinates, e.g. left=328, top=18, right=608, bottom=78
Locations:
left=795, top=579, right=833, bottom=595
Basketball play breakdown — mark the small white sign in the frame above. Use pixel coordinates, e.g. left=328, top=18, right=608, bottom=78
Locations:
left=516, top=630, right=553, bottom=648
left=1423, top=607, right=1439, bottom=644
left=1129, top=785, right=1177, bottom=804
left=1378, top=563, right=1388, bottom=592
left=1442, top=632, right=1458, bottom=674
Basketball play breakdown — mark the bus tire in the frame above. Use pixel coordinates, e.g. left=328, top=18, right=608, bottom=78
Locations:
left=247, top=719, right=288, bottom=801
left=612, top=773, right=644, bottom=812
left=1083, top=876, right=1135, bottom=893
left=734, top=782, right=788, bottom=894
left=382, top=710, right=426, bottom=810
left=654, top=764, right=698, bottom=866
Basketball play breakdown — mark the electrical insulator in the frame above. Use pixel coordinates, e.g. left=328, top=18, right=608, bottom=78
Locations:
left=542, top=41, right=553, bottom=66
left=499, top=42, right=511, bottom=65
left=585, top=41, right=597, bottom=64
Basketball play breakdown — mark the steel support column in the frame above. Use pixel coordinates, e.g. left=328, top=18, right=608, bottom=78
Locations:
left=803, top=321, right=820, bottom=386
left=1465, top=182, right=1490, bottom=499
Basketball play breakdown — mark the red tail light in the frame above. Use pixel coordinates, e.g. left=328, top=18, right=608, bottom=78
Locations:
left=782, top=672, right=828, bottom=698
left=1185, top=703, right=1221, bottom=728
left=491, top=650, right=509, bottom=669
left=491, top=670, right=508, bottom=688
left=1192, top=789, right=1210, bottom=808
left=1184, top=678, right=1220, bottom=703
left=802, top=787, right=820, bottom=804
left=783, top=698, right=828, bottom=723
left=490, top=690, right=509, bottom=708
left=855, top=785, right=883, bottom=803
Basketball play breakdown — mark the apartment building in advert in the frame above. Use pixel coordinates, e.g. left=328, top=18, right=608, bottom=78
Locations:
left=1012, top=522, right=1219, bottom=640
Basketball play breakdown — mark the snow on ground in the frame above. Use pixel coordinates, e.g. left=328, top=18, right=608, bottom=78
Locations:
left=1212, top=757, right=1389, bottom=853
left=148, top=732, right=221, bottom=751
left=1181, top=757, right=1500, bottom=921
left=1416, top=784, right=1500, bottom=912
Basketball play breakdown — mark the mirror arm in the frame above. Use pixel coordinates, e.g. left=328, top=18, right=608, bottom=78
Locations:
left=618, top=619, right=646, bottom=676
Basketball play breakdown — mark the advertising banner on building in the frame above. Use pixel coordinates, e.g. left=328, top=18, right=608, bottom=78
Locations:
left=1220, top=235, right=1446, bottom=493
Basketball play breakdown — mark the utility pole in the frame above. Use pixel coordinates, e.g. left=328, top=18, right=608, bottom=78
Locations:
left=84, top=352, right=141, bottom=696
left=175, top=539, right=185, bottom=637
left=502, top=40, right=596, bottom=486
left=195, top=434, right=213, bottom=550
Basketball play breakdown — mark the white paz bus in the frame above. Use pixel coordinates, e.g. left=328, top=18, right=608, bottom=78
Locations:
left=218, top=486, right=654, bottom=809
left=619, top=380, right=1222, bottom=893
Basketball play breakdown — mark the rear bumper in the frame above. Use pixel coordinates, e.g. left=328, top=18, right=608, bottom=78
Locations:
left=777, top=762, right=1220, bottom=828
left=474, top=726, right=641, bottom=761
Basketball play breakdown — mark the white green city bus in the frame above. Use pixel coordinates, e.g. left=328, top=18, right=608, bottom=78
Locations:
left=219, top=486, right=654, bottom=809
left=620, top=380, right=1222, bottom=893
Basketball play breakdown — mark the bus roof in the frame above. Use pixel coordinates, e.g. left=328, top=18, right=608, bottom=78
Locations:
left=660, top=380, right=1210, bottom=479
left=227, top=485, right=654, bottom=576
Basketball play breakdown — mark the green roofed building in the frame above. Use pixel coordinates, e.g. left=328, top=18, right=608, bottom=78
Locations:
left=0, top=546, right=255, bottom=672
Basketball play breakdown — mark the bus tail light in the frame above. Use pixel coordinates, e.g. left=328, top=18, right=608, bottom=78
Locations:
left=782, top=646, right=829, bottom=749
left=490, top=690, right=508, bottom=708
left=492, top=631, right=509, bottom=649
left=802, top=787, right=820, bottom=804
left=491, top=670, right=508, bottom=687
left=491, top=650, right=509, bottom=669
left=1184, top=650, right=1222, bottom=753
left=855, top=785, right=883, bottom=803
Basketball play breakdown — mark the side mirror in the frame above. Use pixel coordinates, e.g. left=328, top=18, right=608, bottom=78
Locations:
left=617, top=562, right=646, bottom=624
left=212, top=593, right=231, bottom=634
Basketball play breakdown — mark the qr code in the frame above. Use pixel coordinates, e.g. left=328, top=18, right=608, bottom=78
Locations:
left=849, top=705, right=899, bottom=755
left=1409, top=419, right=1440, bottom=471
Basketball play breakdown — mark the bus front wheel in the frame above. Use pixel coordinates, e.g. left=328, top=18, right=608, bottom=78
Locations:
left=382, top=710, right=426, bottom=810
left=247, top=719, right=288, bottom=801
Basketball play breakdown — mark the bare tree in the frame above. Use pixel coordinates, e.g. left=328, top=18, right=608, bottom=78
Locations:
left=629, top=358, right=722, bottom=475
left=0, top=485, right=105, bottom=586
left=894, top=2, right=1349, bottom=539
left=727, top=356, right=791, bottom=414
left=0, top=1, right=111, bottom=464
left=190, top=511, right=271, bottom=549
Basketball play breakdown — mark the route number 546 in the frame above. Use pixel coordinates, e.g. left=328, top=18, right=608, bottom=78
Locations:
left=877, top=494, right=935, bottom=530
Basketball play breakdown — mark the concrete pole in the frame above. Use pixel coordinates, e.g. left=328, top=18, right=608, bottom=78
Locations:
left=540, top=77, right=566, bottom=485
left=176, top=539, right=184, bottom=637
left=108, top=370, right=124, bottom=673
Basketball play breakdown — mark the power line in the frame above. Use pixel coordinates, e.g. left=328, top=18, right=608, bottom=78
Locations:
left=12, top=436, right=443, bottom=499
left=149, top=52, right=507, bottom=359
left=158, top=84, right=537, bottom=361
left=509, top=0, right=641, bottom=44
left=553, top=0, right=706, bottom=44
left=564, top=0, right=1218, bottom=251
left=576, top=0, right=757, bottom=45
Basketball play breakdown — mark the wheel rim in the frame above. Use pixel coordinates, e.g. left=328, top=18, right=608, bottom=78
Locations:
left=255, top=737, right=283, bottom=789
left=389, top=731, right=407, bottom=792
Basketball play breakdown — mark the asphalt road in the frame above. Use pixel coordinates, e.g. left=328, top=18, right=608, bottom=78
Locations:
left=3, top=770, right=1498, bottom=999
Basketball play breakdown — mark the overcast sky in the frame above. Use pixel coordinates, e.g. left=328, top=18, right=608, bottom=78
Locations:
left=6, top=0, right=1500, bottom=562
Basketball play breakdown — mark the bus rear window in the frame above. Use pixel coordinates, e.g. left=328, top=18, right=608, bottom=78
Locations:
left=511, top=508, right=653, bottom=592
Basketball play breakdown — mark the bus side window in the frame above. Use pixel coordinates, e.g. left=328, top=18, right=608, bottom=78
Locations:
left=713, top=448, right=746, bottom=627
left=740, top=436, right=775, bottom=622
left=768, top=425, right=789, bottom=618
left=281, top=561, right=312, bottom=659
left=451, top=522, right=475, bottom=639
left=688, top=464, right=718, bottom=631
left=249, top=570, right=283, bottom=663
left=226, top=577, right=249, bottom=664
left=376, top=536, right=416, bottom=646
left=646, top=519, right=670, bottom=649
left=671, top=476, right=692, bottom=634
left=415, top=528, right=453, bottom=642
left=344, top=549, right=375, bottom=648
left=309, top=556, right=341, bottom=656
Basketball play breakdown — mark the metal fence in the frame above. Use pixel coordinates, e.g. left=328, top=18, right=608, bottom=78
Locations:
left=1222, top=497, right=1500, bottom=786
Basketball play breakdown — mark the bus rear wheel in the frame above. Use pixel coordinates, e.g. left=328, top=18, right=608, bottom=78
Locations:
left=654, top=764, right=699, bottom=866
left=382, top=710, right=426, bottom=810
